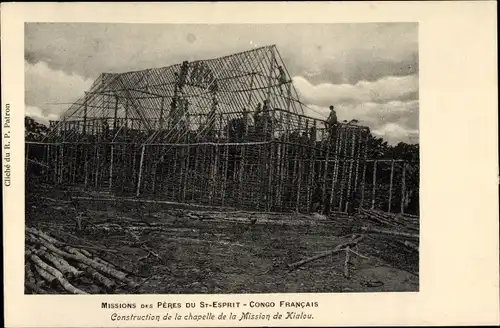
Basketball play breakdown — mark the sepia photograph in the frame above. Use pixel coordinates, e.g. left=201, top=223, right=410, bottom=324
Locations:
left=23, top=22, right=421, bottom=295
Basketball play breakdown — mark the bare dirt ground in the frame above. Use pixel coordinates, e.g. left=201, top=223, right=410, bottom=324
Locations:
left=25, top=183, right=419, bottom=294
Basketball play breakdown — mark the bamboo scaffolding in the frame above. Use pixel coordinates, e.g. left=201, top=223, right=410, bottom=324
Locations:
left=136, top=145, right=146, bottom=196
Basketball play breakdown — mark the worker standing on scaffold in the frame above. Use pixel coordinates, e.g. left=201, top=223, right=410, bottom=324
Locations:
left=326, top=105, right=338, bottom=142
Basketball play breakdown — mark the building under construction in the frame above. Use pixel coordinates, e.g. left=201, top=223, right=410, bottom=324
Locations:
left=26, top=45, right=416, bottom=214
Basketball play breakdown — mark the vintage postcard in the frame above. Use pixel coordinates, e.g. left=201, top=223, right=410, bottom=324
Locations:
left=2, top=2, right=499, bottom=327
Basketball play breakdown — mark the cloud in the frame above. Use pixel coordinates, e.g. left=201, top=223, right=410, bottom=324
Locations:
left=372, top=123, right=419, bottom=145
left=25, top=105, right=59, bottom=126
left=25, top=60, right=94, bottom=122
left=25, top=23, right=418, bottom=83
left=293, top=74, right=418, bottom=107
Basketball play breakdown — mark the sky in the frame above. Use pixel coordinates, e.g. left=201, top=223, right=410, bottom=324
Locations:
left=25, top=23, right=418, bottom=145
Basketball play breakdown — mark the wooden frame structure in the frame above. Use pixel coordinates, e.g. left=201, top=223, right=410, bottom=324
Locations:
left=27, top=45, right=373, bottom=214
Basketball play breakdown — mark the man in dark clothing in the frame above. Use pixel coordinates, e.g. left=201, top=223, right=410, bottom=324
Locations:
left=326, top=105, right=338, bottom=140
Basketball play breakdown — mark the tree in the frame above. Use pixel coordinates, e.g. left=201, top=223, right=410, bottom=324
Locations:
left=25, top=116, right=49, bottom=141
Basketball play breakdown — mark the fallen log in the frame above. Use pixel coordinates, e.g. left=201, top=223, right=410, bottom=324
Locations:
left=403, top=240, right=419, bottom=252
left=35, top=247, right=82, bottom=278
left=79, top=249, right=93, bottom=257
left=361, top=226, right=419, bottom=240
left=25, top=281, right=46, bottom=294
left=45, top=229, right=120, bottom=253
left=76, top=263, right=116, bottom=291
left=65, top=246, right=137, bottom=288
left=27, top=227, right=60, bottom=244
left=25, top=263, right=36, bottom=285
left=288, top=235, right=364, bottom=270
left=30, top=254, right=87, bottom=295
left=33, top=261, right=57, bottom=285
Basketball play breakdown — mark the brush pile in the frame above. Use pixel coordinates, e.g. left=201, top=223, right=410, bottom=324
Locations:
left=25, top=227, right=139, bottom=294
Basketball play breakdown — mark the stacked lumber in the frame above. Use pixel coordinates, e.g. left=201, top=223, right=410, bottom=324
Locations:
left=25, top=227, right=138, bottom=294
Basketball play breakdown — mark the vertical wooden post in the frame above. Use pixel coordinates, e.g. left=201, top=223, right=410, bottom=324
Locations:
left=83, top=145, right=88, bottom=187
left=73, top=144, right=79, bottom=183
left=371, top=160, right=378, bottom=210
left=388, top=159, right=395, bottom=212
left=183, top=133, right=191, bottom=202
left=351, top=130, right=362, bottom=211
left=193, top=143, right=200, bottom=202
left=321, top=129, right=332, bottom=214
left=306, top=121, right=316, bottom=210
left=83, top=93, right=88, bottom=135
left=329, top=128, right=342, bottom=212
left=125, top=99, right=129, bottom=129
left=120, top=145, right=125, bottom=193
left=136, top=145, right=146, bottom=197
left=239, top=110, right=249, bottom=207
left=109, top=143, right=114, bottom=192
left=338, top=129, right=350, bottom=212
left=400, top=162, right=407, bottom=214
left=359, top=132, right=369, bottom=209
left=295, top=118, right=304, bottom=212
left=199, top=144, right=206, bottom=202
left=59, top=144, right=65, bottom=184
left=94, top=144, right=99, bottom=189
left=266, top=114, right=275, bottom=211
left=53, top=145, right=58, bottom=184
left=113, top=96, right=119, bottom=131
left=159, top=97, right=165, bottom=130
left=344, top=128, right=357, bottom=212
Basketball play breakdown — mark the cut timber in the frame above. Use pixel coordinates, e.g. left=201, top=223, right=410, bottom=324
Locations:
left=25, top=263, right=36, bottom=285
left=33, top=263, right=57, bottom=285
left=27, top=234, right=136, bottom=287
left=288, top=235, right=364, bottom=270
left=65, top=246, right=137, bottom=288
left=30, top=254, right=87, bottom=295
left=79, top=249, right=93, bottom=257
left=403, top=240, right=419, bottom=252
left=25, top=281, right=46, bottom=294
left=27, top=227, right=60, bottom=244
left=76, top=263, right=116, bottom=291
left=44, top=229, right=120, bottom=253
left=35, top=247, right=82, bottom=278
left=361, top=226, right=418, bottom=240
